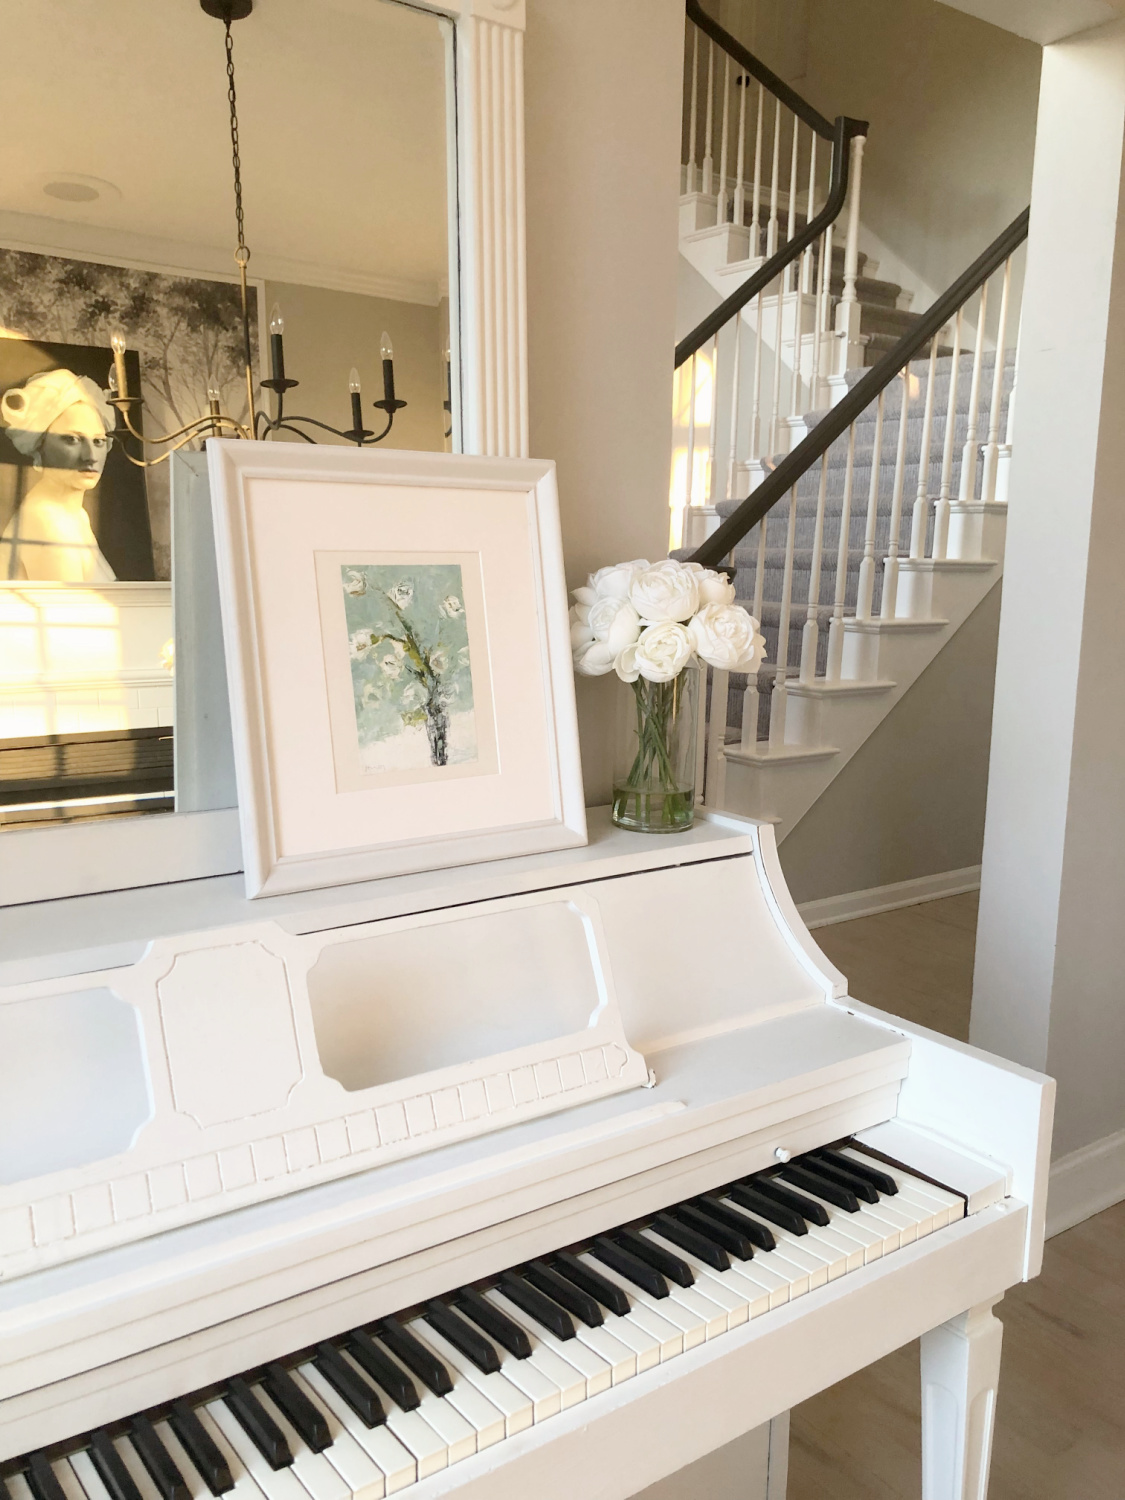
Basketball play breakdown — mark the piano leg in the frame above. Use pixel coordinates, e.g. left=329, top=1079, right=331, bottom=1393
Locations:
left=765, top=1412, right=789, bottom=1499
left=920, top=1298, right=1004, bottom=1500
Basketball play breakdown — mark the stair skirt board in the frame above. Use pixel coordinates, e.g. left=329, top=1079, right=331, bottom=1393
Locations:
left=795, top=865, right=982, bottom=930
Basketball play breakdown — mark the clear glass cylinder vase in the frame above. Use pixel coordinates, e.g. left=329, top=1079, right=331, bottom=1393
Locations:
left=611, top=665, right=699, bottom=833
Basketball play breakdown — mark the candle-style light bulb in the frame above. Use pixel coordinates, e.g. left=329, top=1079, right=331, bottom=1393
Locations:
left=111, top=332, right=127, bottom=356
left=268, top=305, right=286, bottom=385
left=348, top=367, right=364, bottom=440
left=380, top=331, right=394, bottom=362
left=269, top=303, right=285, bottom=337
left=110, top=332, right=129, bottom=401
left=348, top=367, right=362, bottom=394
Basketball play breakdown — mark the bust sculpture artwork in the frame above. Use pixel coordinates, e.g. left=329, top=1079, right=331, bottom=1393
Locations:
left=0, top=368, right=116, bottom=582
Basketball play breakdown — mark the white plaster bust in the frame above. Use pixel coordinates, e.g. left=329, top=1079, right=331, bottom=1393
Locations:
left=0, top=368, right=116, bottom=583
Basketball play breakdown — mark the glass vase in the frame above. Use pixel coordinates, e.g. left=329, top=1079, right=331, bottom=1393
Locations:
left=611, top=665, right=699, bottom=833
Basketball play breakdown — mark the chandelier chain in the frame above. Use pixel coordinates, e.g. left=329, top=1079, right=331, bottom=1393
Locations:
left=224, top=17, right=249, bottom=261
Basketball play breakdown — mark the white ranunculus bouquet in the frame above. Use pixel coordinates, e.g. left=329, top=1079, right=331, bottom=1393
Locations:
left=571, top=558, right=767, bottom=833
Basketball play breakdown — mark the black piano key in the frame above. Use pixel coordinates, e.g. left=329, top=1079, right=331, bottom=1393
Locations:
left=25, top=1454, right=68, bottom=1500
left=747, top=1175, right=831, bottom=1227
left=726, top=1182, right=808, bottom=1235
left=651, top=1212, right=730, bottom=1271
left=262, top=1363, right=331, bottom=1452
left=223, top=1377, right=292, bottom=1470
left=455, top=1287, right=533, bottom=1359
left=89, top=1431, right=144, bottom=1500
left=797, top=1154, right=880, bottom=1203
left=348, top=1329, right=421, bottom=1410
left=130, top=1416, right=191, bottom=1500
left=616, top=1228, right=694, bottom=1288
left=523, top=1261, right=604, bottom=1327
left=816, top=1148, right=899, bottom=1196
left=424, top=1301, right=502, bottom=1374
left=169, top=1400, right=235, bottom=1496
left=589, top=1236, right=669, bottom=1299
left=313, top=1342, right=386, bottom=1428
left=697, top=1195, right=777, bottom=1251
left=552, top=1251, right=632, bottom=1317
left=498, top=1272, right=576, bottom=1341
left=374, top=1317, right=454, bottom=1397
left=779, top=1164, right=860, bottom=1213
left=672, top=1204, right=752, bottom=1261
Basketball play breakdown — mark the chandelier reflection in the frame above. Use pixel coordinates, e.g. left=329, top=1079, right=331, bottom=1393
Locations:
left=106, top=0, right=408, bottom=467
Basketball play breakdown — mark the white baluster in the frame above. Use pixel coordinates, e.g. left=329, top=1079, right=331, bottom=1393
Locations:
left=994, top=315, right=1020, bottom=505
left=835, top=133, right=866, bottom=372
left=702, top=40, right=715, bottom=196
left=740, top=516, right=768, bottom=750
left=785, top=117, right=800, bottom=262
left=767, top=96, right=781, bottom=257
left=770, top=262, right=785, bottom=453
left=686, top=27, right=699, bottom=195
left=749, top=288, right=765, bottom=460
left=786, top=123, right=802, bottom=421
left=825, top=422, right=857, bottom=680
left=932, top=308, right=963, bottom=560
left=800, top=453, right=830, bottom=683
left=801, top=135, right=818, bottom=294
left=705, top=666, right=730, bottom=807
left=958, top=280, right=989, bottom=501
left=726, top=315, right=744, bottom=499
left=716, top=55, right=731, bottom=224
left=855, top=390, right=885, bottom=621
left=705, top=332, right=719, bottom=512
left=751, top=83, right=765, bottom=254
left=980, top=257, right=1012, bottom=503
left=732, top=70, right=748, bottom=228
left=686, top=350, right=698, bottom=511
left=880, top=367, right=913, bottom=618
left=909, top=336, right=939, bottom=560
left=810, top=220, right=832, bottom=413
left=769, top=485, right=799, bottom=749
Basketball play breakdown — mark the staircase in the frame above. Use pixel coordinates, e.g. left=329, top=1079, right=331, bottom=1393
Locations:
left=675, top=2, right=1025, bottom=836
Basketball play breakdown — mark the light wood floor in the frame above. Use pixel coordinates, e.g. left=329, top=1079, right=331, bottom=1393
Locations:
left=786, top=894, right=1125, bottom=1500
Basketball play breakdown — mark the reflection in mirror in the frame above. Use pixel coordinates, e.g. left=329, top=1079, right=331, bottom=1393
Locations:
left=0, top=0, right=455, bottom=832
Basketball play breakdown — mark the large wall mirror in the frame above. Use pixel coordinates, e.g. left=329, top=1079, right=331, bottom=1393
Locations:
left=0, top=0, right=534, bottom=904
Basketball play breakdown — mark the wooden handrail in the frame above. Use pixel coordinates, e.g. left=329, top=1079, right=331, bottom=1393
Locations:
left=686, top=206, right=1030, bottom=569
left=686, top=0, right=833, bottom=139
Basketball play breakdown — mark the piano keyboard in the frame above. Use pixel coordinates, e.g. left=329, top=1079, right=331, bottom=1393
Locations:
left=0, top=1146, right=965, bottom=1500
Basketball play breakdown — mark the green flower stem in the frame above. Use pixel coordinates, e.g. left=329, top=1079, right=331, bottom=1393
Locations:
left=613, top=671, right=695, bottom=831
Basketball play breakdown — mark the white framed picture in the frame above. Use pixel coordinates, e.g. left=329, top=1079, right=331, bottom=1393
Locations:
left=206, top=441, right=586, bottom=897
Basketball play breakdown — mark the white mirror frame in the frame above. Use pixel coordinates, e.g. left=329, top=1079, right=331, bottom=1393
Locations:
left=0, top=0, right=529, bottom=908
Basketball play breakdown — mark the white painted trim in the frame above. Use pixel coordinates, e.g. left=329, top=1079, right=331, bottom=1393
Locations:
left=798, top=866, right=982, bottom=929
left=1045, top=1126, right=1125, bottom=1238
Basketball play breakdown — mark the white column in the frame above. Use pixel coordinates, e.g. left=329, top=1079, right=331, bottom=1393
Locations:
left=920, top=1301, right=1004, bottom=1500
left=972, top=21, right=1125, bottom=1184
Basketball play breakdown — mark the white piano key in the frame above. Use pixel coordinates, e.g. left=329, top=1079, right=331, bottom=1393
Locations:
left=70, top=1451, right=128, bottom=1500
left=802, top=1197, right=886, bottom=1260
left=754, top=1231, right=829, bottom=1290
left=569, top=1320, right=638, bottom=1384
left=50, top=1460, right=90, bottom=1500
left=253, top=1386, right=350, bottom=1500
left=887, top=1184, right=945, bottom=1234
left=407, top=1323, right=534, bottom=1436
left=639, top=1229, right=753, bottom=1325
left=298, top=1362, right=416, bottom=1494
left=155, top=1421, right=240, bottom=1500
left=860, top=1194, right=920, bottom=1245
left=839, top=1151, right=966, bottom=1224
left=486, top=1289, right=605, bottom=1400
left=8, top=1475, right=36, bottom=1500
left=792, top=1221, right=861, bottom=1277
left=576, top=1252, right=709, bottom=1350
left=333, top=1348, right=449, bottom=1479
left=482, top=1343, right=563, bottom=1423
left=404, top=1322, right=506, bottom=1449
left=113, top=1435, right=164, bottom=1500
left=601, top=1309, right=664, bottom=1372
left=189, top=1404, right=274, bottom=1500
left=206, top=1400, right=315, bottom=1500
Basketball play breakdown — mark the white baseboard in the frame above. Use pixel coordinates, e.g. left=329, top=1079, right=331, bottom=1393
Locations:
left=1046, top=1126, right=1125, bottom=1238
left=797, top=866, right=982, bottom=930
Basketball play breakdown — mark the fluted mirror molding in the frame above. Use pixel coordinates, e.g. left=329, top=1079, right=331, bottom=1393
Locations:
left=0, top=0, right=529, bottom=908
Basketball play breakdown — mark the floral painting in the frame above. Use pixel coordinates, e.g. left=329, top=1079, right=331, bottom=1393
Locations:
left=342, top=563, right=477, bottom=772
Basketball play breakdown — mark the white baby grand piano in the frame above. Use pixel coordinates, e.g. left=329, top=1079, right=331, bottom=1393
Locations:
left=0, top=809, right=1053, bottom=1500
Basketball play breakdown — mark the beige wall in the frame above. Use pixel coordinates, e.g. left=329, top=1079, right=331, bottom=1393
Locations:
left=524, top=0, right=685, bottom=802
left=780, top=583, right=1002, bottom=905
left=262, top=281, right=446, bottom=453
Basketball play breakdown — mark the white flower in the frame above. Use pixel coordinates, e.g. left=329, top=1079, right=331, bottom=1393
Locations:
left=688, top=603, right=767, bottom=672
left=587, top=595, right=642, bottom=654
left=629, top=560, right=700, bottom=623
left=344, top=569, right=367, bottom=597
left=590, top=559, right=650, bottom=600
left=390, top=581, right=414, bottom=609
left=379, top=653, right=403, bottom=679
left=349, top=628, right=375, bottom=658
left=696, top=568, right=737, bottom=607
left=430, top=645, right=449, bottom=673
left=574, top=640, right=618, bottom=676
left=440, top=594, right=464, bottom=617
left=570, top=600, right=594, bottom=652
left=619, top=621, right=694, bottom=683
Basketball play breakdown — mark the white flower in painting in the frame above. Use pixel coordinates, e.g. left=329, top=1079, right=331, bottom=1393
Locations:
left=587, top=595, right=642, bottom=654
left=361, top=680, right=381, bottom=706
left=344, top=569, right=367, bottom=597
left=440, top=594, right=464, bottom=617
left=458, top=645, right=471, bottom=667
left=390, top=581, right=414, bottom=609
left=380, top=653, right=403, bottom=679
left=688, top=603, right=766, bottom=673
left=349, top=628, right=375, bottom=658
left=629, top=560, right=700, bottom=623
left=401, top=680, right=424, bottom=707
left=430, top=646, right=449, bottom=674
left=618, top=621, right=694, bottom=683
